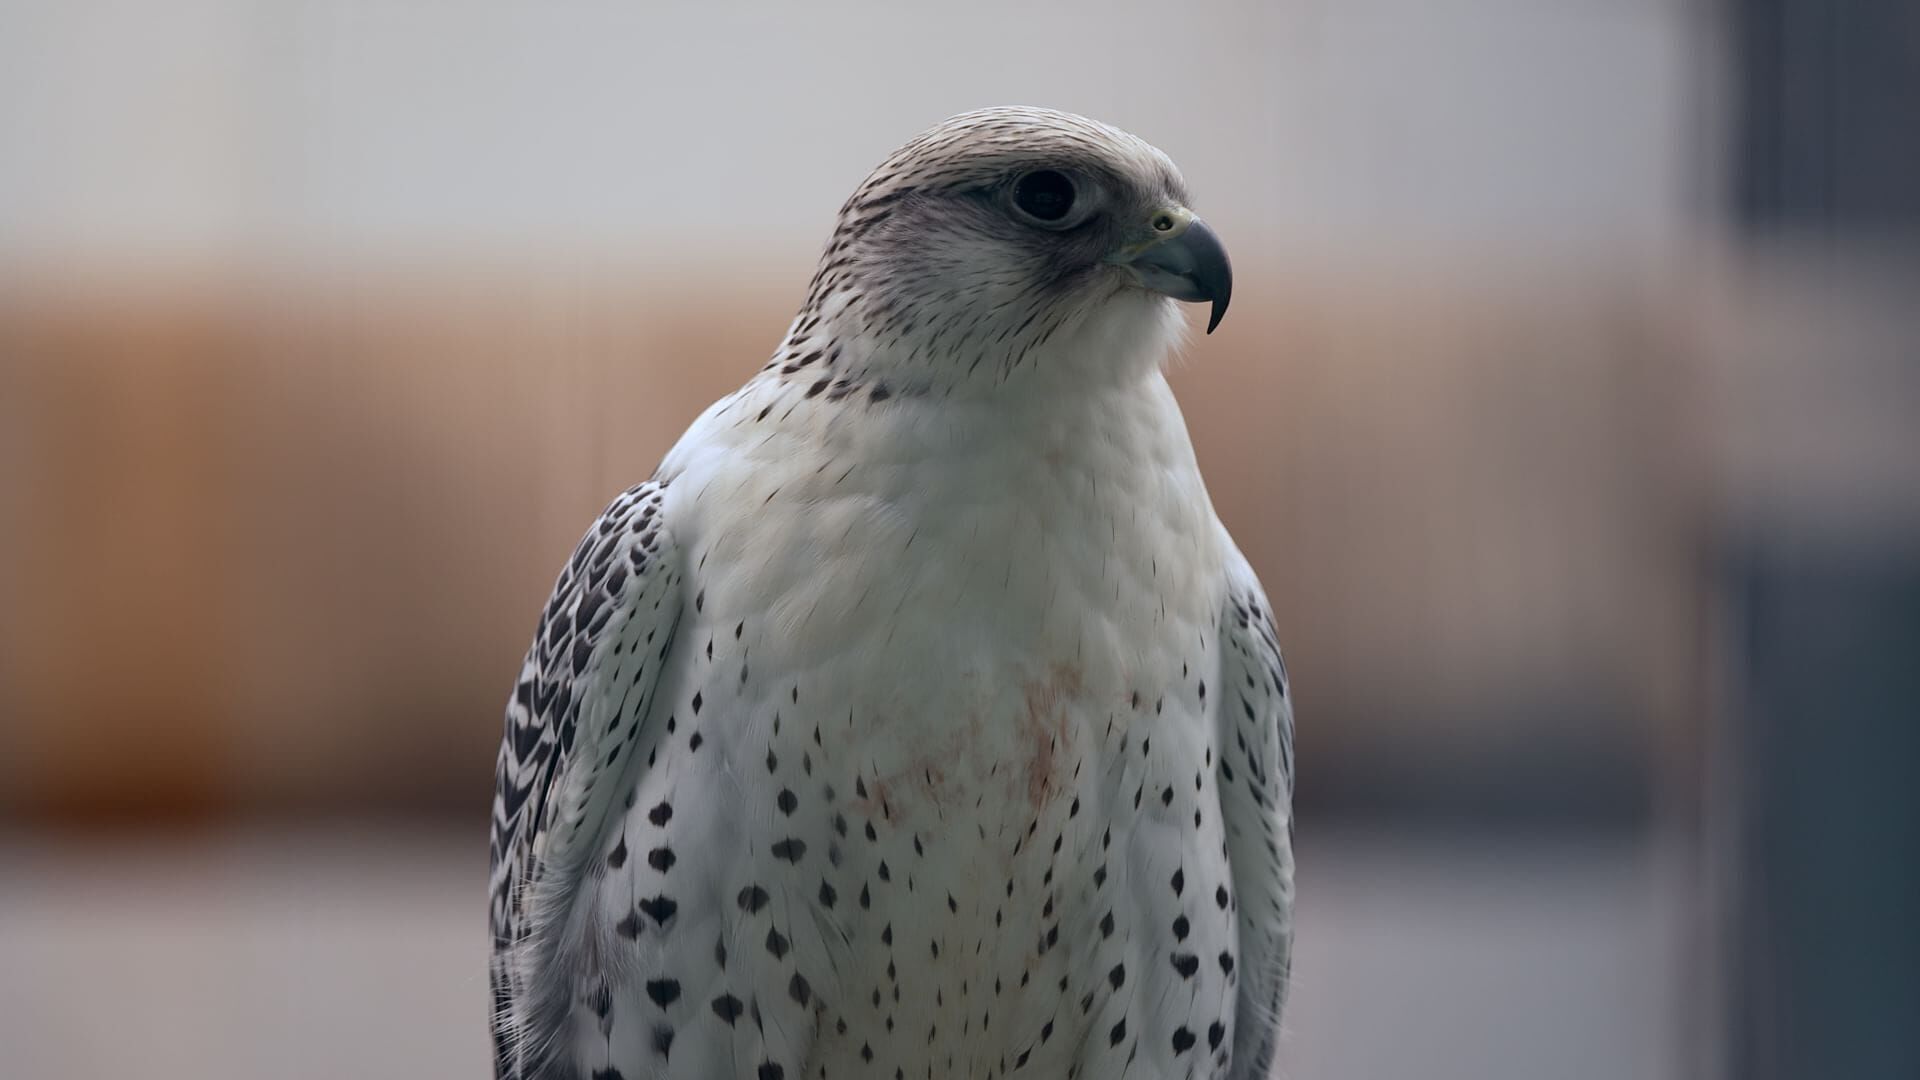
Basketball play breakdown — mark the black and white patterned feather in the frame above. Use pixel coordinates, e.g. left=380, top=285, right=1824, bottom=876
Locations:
left=489, top=481, right=682, bottom=1079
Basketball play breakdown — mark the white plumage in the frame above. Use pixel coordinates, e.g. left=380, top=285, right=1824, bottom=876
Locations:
left=489, top=107, right=1294, bottom=1080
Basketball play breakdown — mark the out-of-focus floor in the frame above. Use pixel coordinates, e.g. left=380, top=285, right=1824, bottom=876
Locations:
left=0, top=826, right=1690, bottom=1080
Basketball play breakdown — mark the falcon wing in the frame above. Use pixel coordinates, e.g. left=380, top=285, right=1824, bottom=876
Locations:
left=1214, top=548, right=1297, bottom=1078
left=488, top=480, right=684, bottom=1078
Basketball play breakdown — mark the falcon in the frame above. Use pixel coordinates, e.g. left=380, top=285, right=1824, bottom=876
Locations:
left=489, top=106, right=1295, bottom=1080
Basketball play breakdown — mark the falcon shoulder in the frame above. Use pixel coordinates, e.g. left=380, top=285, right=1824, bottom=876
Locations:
left=1213, top=546, right=1297, bottom=1079
left=488, top=480, right=685, bottom=1078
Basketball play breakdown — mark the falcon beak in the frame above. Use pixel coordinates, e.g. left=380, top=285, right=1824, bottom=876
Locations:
left=1112, top=207, right=1233, bottom=333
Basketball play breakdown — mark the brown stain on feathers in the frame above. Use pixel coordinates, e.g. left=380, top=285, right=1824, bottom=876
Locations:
left=849, top=664, right=1086, bottom=822
left=852, top=709, right=982, bottom=822
left=1019, top=663, right=1084, bottom=811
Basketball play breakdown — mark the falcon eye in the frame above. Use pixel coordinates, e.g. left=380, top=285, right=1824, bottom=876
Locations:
left=1011, top=170, right=1078, bottom=225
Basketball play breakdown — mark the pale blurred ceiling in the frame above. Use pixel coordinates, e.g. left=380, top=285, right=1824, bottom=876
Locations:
left=0, top=0, right=1710, bottom=273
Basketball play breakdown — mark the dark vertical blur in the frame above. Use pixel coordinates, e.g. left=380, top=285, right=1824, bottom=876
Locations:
left=1729, top=557, right=1920, bottom=1080
left=1725, top=3, right=1920, bottom=1077
left=1734, top=0, right=1920, bottom=231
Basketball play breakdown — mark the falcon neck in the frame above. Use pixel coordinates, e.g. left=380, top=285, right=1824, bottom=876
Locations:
left=734, top=339, right=1208, bottom=516
left=763, top=288, right=1188, bottom=406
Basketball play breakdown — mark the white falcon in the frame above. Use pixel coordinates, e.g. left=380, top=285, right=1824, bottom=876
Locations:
left=489, top=107, right=1295, bottom=1080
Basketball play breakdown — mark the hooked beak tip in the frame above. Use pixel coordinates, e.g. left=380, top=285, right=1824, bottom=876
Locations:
left=1206, top=296, right=1228, bottom=335
left=1122, top=214, right=1233, bottom=335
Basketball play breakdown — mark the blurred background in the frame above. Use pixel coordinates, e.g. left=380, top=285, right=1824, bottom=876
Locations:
left=2, top=2, right=1915, bottom=1078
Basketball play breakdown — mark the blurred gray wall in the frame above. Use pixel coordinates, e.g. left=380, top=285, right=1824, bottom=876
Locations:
left=1, top=0, right=1704, bottom=271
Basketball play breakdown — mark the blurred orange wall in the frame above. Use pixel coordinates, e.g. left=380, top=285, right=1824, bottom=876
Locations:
left=0, top=264, right=1711, bottom=822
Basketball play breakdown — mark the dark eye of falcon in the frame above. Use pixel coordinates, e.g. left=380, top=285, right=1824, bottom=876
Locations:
left=1011, top=170, right=1078, bottom=225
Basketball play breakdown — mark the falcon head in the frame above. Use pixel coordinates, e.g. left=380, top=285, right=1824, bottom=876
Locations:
left=787, top=107, right=1232, bottom=391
